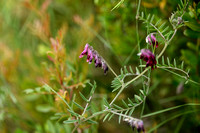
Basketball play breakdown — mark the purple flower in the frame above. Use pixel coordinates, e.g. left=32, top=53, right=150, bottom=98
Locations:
left=137, top=120, right=145, bottom=133
left=124, top=118, right=145, bottom=133
left=146, top=33, right=158, bottom=48
left=79, top=43, right=108, bottom=74
left=138, top=49, right=157, bottom=70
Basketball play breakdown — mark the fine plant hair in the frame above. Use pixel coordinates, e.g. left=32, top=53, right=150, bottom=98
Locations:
left=32, top=0, right=200, bottom=132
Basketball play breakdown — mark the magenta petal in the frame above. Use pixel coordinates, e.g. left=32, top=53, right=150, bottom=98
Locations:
left=151, top=34, right=156, bottom=43
left=146, top=33, right=159, bottom=48
left=102, top=62, right=108, bottom=74
left=148, top=37, right=152, bottom=45
left=79, top=43, right=89, bottom=58
left=139, top=49, right=157, bottom=70
left=87, top=48, right=93, bottom=63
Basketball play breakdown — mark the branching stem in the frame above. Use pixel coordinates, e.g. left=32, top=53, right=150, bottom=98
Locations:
left=82, top=96, right=92, bottom=116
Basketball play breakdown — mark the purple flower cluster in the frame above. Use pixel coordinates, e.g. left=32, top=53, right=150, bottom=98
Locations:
left=146, top=33, right=158, bottom=48
left=79, top=43, right=108, bottom=74
left=138, top=49, right=157, bottom=70
left=124, top=118, right=145, bottom=133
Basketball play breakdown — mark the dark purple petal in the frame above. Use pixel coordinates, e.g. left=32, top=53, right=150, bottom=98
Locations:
left=137, top=121, right=145, bottom=133
left=79, top=43, right=89, bottom=58
left=87, top=48, right=93, bottom=64
left=94, top=54, right=102, bottom=67
left=139, top=49, right=157, bottom=70
left=102, top=62, right=108, bottom=74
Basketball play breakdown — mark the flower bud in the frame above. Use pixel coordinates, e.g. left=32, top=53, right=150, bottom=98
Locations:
left=146, top=33, right=158, bottom=48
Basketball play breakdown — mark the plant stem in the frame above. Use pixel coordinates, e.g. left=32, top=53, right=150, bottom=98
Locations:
left=109, top=84, right=125, bottom=106
left=107, top=109, right=140, bottom=121
left=125, top=68, right=150, bottom=87
left=140, top=97, right=146, bottom=117
left=72, top=124, right=79, bottom=133
left=157, top=42, right=168, bottom=59
left=109, top=68, right=149, bottom=106
left=158, top=66, right=189, bottom=78
left=157, top=29, right=177, bottom=59
left=150, top=23, right=166, bottom=41
left=140, top=69, right=151, bottom=118
left=82, top=96, right=92, bottom=116
left=168, top=29, right=177, bottom=44
left=82, top=111, right=106, bottom=123
left=136, top=0, right=141, bottom=52
left=106, top=62, right=118, bottom=78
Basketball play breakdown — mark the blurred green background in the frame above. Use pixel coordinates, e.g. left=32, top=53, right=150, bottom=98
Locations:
left=0, top=0, right=200, bottom=132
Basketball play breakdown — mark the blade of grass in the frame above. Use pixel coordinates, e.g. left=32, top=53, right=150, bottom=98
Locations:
left=142, top=103, right=200, bottom=118
left=148, top=110, right=200, bottom=133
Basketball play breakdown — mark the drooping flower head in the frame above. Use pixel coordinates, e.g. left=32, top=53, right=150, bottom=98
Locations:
left=79, top=43, right=109, bottom=74
left=146, top=33, right=158, bottom=48
left=138, top=49, right=157, bottom=70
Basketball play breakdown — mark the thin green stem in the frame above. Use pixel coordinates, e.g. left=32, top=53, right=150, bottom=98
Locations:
left=72, top=124, right=79, bottom=133
left=82, top=111, right=106, bottom=123
left=107, top=109, right=140, bottom=121
left=188, top=79, right=200, bottom=85
left=150, top=23, right=166, bottom=42
left=82, top=96, right=92, bottom=116
left=140, top=69, right=151, bottom=118
left=106, top=61, right=122, bottom=85
left=109, top=84, right=125, bottom=106
left=158, top=66, right=189, bottom=78
left=106, top=62, right=118, bottom=78
left=136, top=0, right=146, bottom=94
left=136, top=0, right=141, bottom=52
left=136, top=0, right=142, bottom=20
left=109, top=68, right=149, bottom=106
left=168, top=29, right=177, bottom=44
left=125, top=68, right=150, bottom=87
left=140, top=97, right=146, bottom=117
left=157, top=29, right=177, bottom=59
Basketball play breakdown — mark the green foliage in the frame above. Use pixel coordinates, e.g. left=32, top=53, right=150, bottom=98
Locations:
left=157, top=56, right=190, bottom=82
left=0, top=0, right=200, bottom=133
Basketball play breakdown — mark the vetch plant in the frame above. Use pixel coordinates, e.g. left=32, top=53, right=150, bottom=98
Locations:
left=36, top=0, right=200, bottom=132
